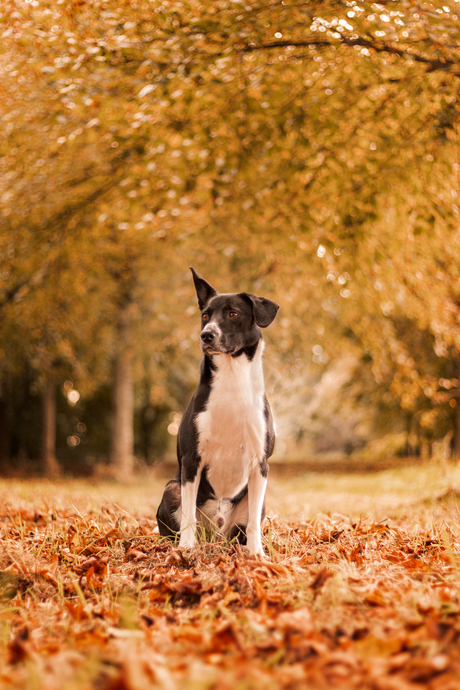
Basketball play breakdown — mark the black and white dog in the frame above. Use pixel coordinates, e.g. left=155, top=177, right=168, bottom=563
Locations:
left=156, top=268, right=279, bottom=555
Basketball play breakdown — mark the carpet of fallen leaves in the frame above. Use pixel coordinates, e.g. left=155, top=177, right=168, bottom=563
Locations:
left=1, top=487, right=460, bottom=690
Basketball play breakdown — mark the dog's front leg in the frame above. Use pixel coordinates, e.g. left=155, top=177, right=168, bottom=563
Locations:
left=179, top=466, right=202, bottom=549
left=246, top=465, right=267, bottom=556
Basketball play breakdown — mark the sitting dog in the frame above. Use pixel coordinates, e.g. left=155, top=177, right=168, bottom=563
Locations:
left=156, top=267, right=279, bottom=555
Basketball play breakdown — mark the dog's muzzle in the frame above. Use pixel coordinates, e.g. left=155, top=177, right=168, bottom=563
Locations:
left=201, top=329, right=216, bottom=346
left=200, top=325, right=226, bottom=354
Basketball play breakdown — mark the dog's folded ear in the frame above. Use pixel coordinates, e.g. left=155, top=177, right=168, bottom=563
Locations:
left=190, top=267, right=218, bottom=310
left=240, top=293, right=280, bottom=328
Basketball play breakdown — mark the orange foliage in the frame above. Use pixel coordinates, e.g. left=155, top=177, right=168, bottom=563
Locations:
left=1, top=492, right=460, bottom=689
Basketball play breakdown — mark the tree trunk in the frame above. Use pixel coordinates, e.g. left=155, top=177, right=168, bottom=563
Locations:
left=41, top=382, right=61, bottom=476
left=0, top=397, right=9, bottom=465
left=110, top=307, right=134, bottom=480
left=405, top=413, right=413, bottom=457
left=454, top=399, right=460, bottom=461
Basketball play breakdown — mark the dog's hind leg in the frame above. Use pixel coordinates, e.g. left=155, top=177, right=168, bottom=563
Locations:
left=156, top=480, right=181, bottom=539
left=226, top=491, right=266, bottom=547
left=227, top=524, right=247, bottom=545
left=226, top=491, right=249, bottom=545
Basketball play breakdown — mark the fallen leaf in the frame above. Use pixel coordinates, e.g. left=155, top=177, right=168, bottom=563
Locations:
left=354, top=634, right=404, bottom=657
left=309, top=567, right=333, bottom=594
left=276, top=608, right=315, bottom=636
left=7, top=627, right=31, bottom=664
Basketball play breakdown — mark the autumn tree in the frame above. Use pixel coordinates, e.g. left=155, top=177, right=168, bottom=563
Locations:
left=2, top=0, right=460, bottom=468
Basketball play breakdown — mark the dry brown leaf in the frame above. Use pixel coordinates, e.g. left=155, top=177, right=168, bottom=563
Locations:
left=276, top=608, right=315, bottom=636
left=309, top=567, right=333, bottom=592
left=125, top=549, right=149, bottom=562
left=354, top=634, right=405, bottom=657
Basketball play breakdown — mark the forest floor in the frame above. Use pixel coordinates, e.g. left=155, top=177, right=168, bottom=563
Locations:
left=1, top=461, right=460, bottom=689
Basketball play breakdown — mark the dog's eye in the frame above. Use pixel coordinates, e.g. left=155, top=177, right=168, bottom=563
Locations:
left=202, top=313, right=209, bottom=321
left=229, top=311, right=238, bottom=319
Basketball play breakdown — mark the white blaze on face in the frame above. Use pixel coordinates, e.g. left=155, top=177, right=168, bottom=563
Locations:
left=200, top=320, right=224, bottom=353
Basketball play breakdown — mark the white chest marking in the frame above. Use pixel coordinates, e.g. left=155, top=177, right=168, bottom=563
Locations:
left=195, top=344, right=266, bottom=500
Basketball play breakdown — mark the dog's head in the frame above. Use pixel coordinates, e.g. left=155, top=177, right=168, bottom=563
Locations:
left=190, top=267, right=279, bottom=356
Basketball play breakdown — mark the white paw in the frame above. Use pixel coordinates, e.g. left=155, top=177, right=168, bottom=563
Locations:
left=179, top=528, right=196, bottom=549
left=246, top=531, right=264, bottom=556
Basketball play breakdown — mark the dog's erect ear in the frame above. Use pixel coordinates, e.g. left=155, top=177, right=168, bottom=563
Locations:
left=240, top=293, right=280, bottom=328
left=190, top=267, right=218, bottom=310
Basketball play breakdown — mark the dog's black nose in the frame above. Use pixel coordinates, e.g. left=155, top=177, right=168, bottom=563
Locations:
left=201, top=331, right=215, bottom=344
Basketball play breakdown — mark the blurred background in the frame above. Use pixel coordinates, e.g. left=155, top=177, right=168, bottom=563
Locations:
left=1, top=0, right=460, bottom=479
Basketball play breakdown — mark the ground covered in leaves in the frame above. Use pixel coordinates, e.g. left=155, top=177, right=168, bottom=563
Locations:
left=1, top=474, right=460, bottom=689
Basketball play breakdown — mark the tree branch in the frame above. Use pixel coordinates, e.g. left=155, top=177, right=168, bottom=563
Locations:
left=241, top=38, right=460, bottom=78
left=0, top=149, right=135, bottom=313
